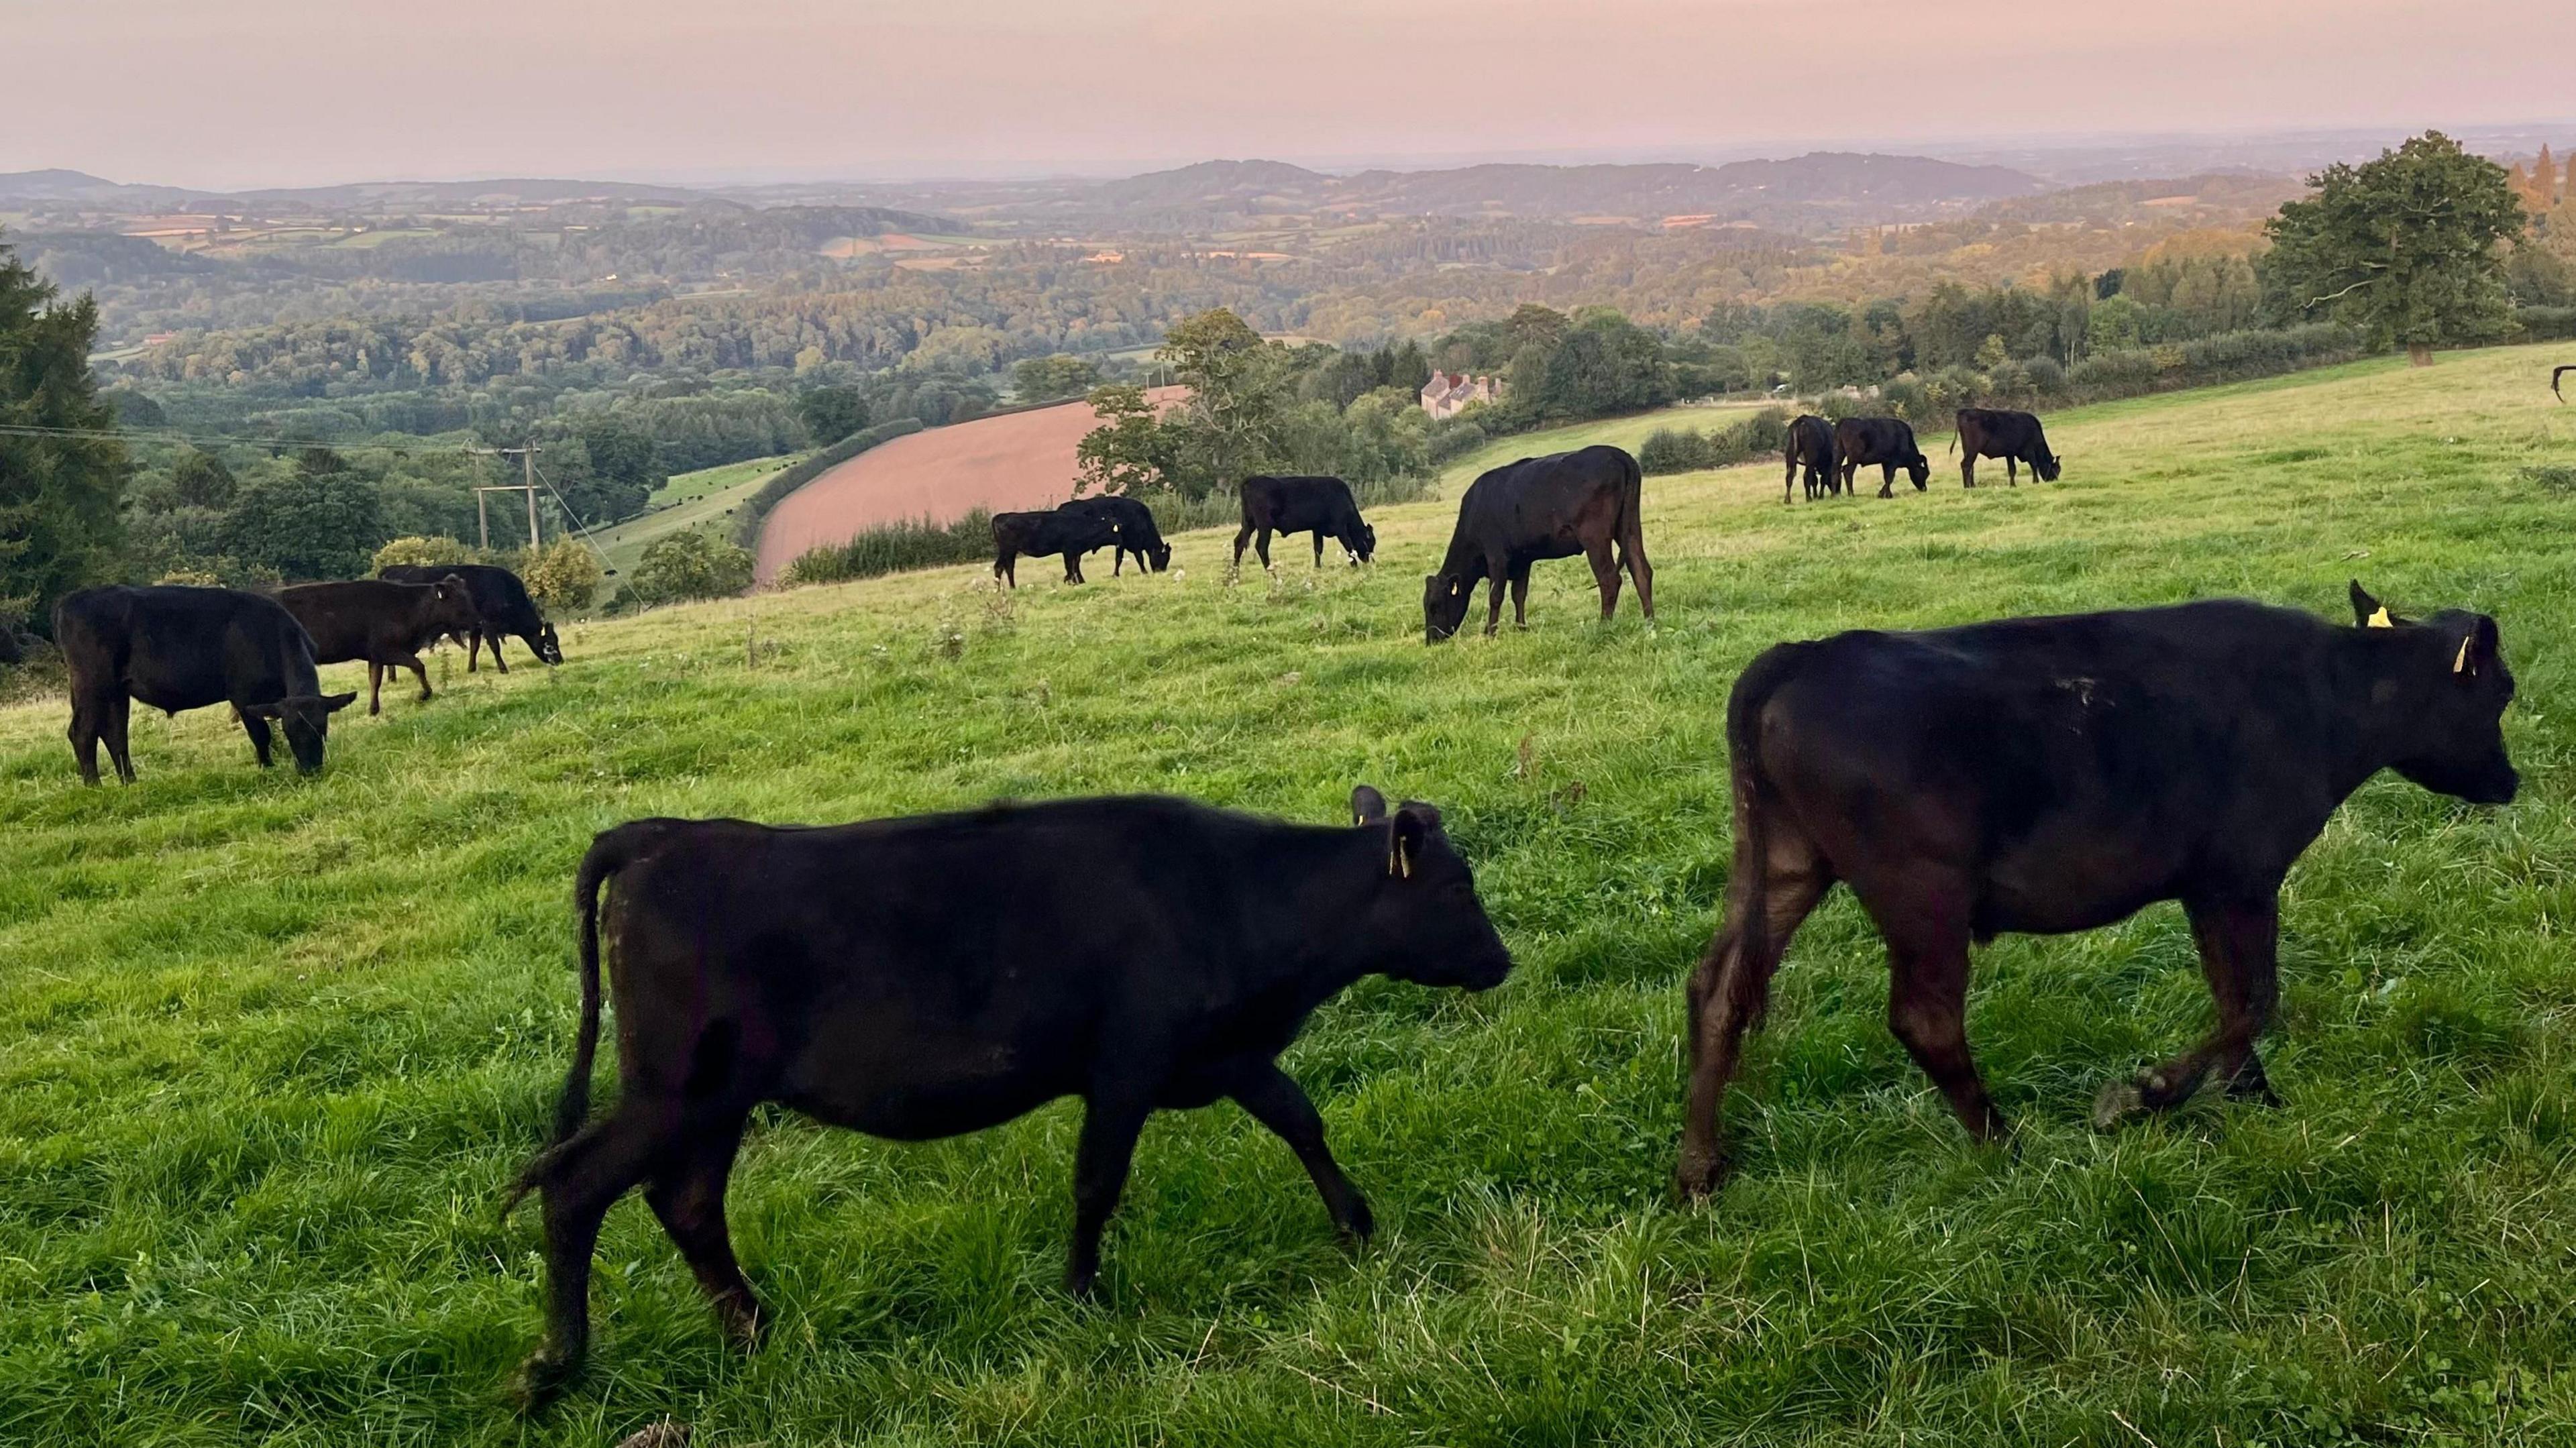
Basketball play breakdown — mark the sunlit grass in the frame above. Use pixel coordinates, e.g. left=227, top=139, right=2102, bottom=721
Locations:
left=2, top=345, right=2573, bottom=1445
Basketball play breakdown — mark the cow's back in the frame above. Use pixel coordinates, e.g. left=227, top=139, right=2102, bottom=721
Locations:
left=57, top=585, right=315, bottom=713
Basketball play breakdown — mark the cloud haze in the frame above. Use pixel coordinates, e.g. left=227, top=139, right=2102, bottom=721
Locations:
left=13, top=0, right=2574, bottom=186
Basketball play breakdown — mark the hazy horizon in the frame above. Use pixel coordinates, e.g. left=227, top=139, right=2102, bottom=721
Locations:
left=15, top=1, right=2576, bottom=191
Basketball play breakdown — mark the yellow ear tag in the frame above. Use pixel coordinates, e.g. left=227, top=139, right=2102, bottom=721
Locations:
left=2455, top=636, right=2475, bottom=675
left=1450, top=581, right=1460, bottom=596
left=1398, top=839, right=1412, bottom=879
left=2366, top=607, right=2394, bottom=629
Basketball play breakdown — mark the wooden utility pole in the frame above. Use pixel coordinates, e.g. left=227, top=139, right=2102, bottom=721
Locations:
left=468, top=443, right=543, bottom=551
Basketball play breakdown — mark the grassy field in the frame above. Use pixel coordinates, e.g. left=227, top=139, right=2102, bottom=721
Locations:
left=5, top=345, right=2575, bottom=1445
left=1436, top=398, right=1778, bottom=490
left=587, top=455, right=802, bottom=581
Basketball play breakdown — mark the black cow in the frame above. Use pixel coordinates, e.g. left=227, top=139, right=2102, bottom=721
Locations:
left=1234, top=475, right=1377, bottom=569
left=1835, top=416, right=1931, bottom=498
left=1782, top=415, right=1839, bottom=503
left=2553, top=364, right=2573, bottom=401
left=1423, top=445, right=1652, bottom=642
left=1059, top=495, right=1172, bottom=575
left=1674, top=582, right=2518, bottom=1197
left=1952, top=408, right=2061, bottom=488
left=277, top=577, right=484, bottom=715
left=378, top=563, right=561, bottom=672
left=505, top=786, right=1513, bottom=1403
left=52, top=585, right=357, bottom=783
left=992, top=508, right=1118, bottom=586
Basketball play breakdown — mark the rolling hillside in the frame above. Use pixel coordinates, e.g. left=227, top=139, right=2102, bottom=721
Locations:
left=3, top=347, right=2571, bottom=1445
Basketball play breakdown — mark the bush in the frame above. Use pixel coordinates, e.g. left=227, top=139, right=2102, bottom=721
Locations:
left=1635, top=407, right=1794, bottom=476
left=2514, top=305, right=2576, bottom=341
left=1426, top=412, right=1490, bottom=465
left=372, top=535, right=475, bottom=572
left=1638, top=427, right=1717, bottom=475
left=152, top=567, right=224, bottom=588
left=520, top=537, right=603, bottom=612
left=731, top=417, right=926, bottom=548
left=783, top=510, right=996, bottom=588
left=627, top=530, right=753, bottom=606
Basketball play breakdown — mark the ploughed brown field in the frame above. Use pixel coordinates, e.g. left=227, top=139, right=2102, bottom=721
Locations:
left=754, top=386, right=1187, bottom=583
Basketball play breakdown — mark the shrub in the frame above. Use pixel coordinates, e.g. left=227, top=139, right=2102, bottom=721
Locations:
left=627, top=530, right=753, bottom=606
left=1635, top=407, right=1793, bottom=476
left=1426, top=413, right=1490, bottom=465
left=520, top=537, right=604, bottom=612
left=152, top=567, right=224, bottom=588
left=783, top=510, right=996, bottom=588
left=372, top=535, right=475, bottom=572
left=1637, top=427, right=1715, bottom=476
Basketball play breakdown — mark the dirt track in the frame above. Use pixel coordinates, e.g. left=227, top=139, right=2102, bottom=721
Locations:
left=754, top=387, right=1185, bottom=583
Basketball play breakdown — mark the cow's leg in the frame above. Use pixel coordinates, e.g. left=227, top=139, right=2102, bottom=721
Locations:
left=489, top=631, right=511, bottom=675
left=1312, top=533, right=1325, bottom=568
left=1585, top=541, right=1621, bottom=622
left=1961, top=457, right=1976, bottom=490
left=1784, top=453, right=1798, bottom=504
left=398, top=651, right=433, bottom=704
left=1879, top=463, right=1896, bottom=500
left=1230, top=1061, right=1373, bottom=1241
left=1675, top=820, right=1832, bottom=1199
left=1232, top=523, right=1254, bottom=571
left=1878, top=901, right=2009, bottom=1145
left=240, top=712, right=276, bottom=769
left=462, top=630, right=480, bottom=673
left=1509, top=568, right=1532, bottom=628
left=515, top=1109, right=669, bottom=1406
left=1065, top=1093, right=1150, bottom=1298
left=102, top=693, right=136, bottom=784
left=1065, top=553, right=1085, bottom=584
left=2095, top=897, right=2283, bottom=1127
left=642, top=1110, right=765, bottom=1347
left=1257, top=528, right=1275, bottom=570
left=2005, top=457, right=2019, bottom=487
left=66, top=691, right=103, bottom=786
left=367, top=661, right=385, bottom=716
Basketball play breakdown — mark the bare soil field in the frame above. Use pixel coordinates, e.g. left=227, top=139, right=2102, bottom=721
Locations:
left=754, top=386, right=1184, bottom=582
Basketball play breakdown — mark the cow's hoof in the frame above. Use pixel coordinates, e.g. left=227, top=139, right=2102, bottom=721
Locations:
left=1672, top=1150, right=1729, bottom=1203
left=717, top=1299, right=766, bottom=1349
left=2090, top=1079, right=2148, bottom=1131
left=511, top=1344, right=583, bottom=1411
left=1339, top=1197, right=1377, bottom=1246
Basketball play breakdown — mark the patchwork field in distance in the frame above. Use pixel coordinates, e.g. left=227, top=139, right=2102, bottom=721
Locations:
left=2, top=345, right=2573, bottom=1446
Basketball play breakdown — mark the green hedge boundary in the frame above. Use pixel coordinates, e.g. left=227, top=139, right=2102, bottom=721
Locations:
left=731, top=416, right=926, bottom=549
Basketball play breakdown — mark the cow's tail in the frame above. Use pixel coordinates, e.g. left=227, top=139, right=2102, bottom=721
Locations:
left=1718, top=644, right=1805, bottom=1032
left=1615, top=446, right=1648, bottom=564
left=503, top=822, right=663, bottom=1217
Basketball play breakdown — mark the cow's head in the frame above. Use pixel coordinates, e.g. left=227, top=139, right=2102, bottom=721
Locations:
left=1146, top=539, right=1173, bottom=572
left=1905, top=453, right=1931, bottom=490
left=1349, top=785, right=1512, bottom=991
left=427, top=579, right=482, bottom=634
left=1348, top=521, right=1377, bottom=565
left=2035, top=451, right=2063, bottom=482
left=536, top=620, right=564, bottom=665
left=2350, top=581, right=2519, bottom=805
left=244, top=691, right=358, bottom=774
left=1424, top=572, right=1472, bottom=643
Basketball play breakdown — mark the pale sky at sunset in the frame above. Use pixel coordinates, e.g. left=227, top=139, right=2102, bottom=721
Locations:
left=13, top=0, right=2573, bottom=187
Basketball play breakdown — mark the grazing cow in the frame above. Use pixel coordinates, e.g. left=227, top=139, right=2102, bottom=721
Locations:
left=991, top=508, right=1118, bottom=587
left=506, top=786, right=1513, bottom=1404
left=1060, top=495, right=1172, bottom=575
left=1782, top=415, right=1839, bottom=503
left=2554, top=364, right=2573, bottom=401
left=1234, top=475, right=1377, bottom=569
left=1952, top=408, right=2061, bottom=488
left=1834, top=416, right=1931, bottom=498
left=1423, top=445, right=1652, bottom=642
left=1672, top=582, right=2518, bottom=1197
left=378, top=563, right=562, bottom=672
left=277, top=577, right=484, bottom=716
left=52, top=585, right=356, bottom=783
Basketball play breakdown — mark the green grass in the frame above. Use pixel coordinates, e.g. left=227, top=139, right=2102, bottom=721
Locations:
left=1437, top=398, right=1776, bottom=490
left=587, top=455, right=802, bottom=581
left=5, top=345, right=2576, bottom=1445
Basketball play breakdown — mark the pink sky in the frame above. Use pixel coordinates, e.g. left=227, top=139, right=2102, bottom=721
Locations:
left=15, top=0, right=2575, bottom=187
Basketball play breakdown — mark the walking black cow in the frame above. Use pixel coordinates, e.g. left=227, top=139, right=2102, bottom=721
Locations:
left=1952, top=408, right=2061, bottom=488
left=1059, top=495, right=1172, bottom=575
left=992, top=508, right=1118, bottom=586
left=277, top=577, right=484, bottom=715
left=506, top=787, right=1512, bottom=1404
left=378, top=563, right=562, bottom=672
left=1424, top=445, right=1652, bottom=641
left=1674, top=582, right=2518, bottom=1197
left=1834, top=416, right=1930, bottom=498
left=52, top=584, right=356, bottom=783
left=1783, top=415, right=1839, bottom=503
left=1234, top=474, right=1377, bottom=569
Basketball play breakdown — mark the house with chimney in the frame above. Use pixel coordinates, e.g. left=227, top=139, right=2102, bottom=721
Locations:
left=1419, top=370, right=1501, bottom=419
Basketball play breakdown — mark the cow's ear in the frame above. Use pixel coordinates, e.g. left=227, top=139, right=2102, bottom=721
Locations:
left=2453, top=616, right=2501, bottom=680
left=2351, top=579, right=2400, bottom=628
left=1350, top=784, right=1389, bottom=825
left=322, top=691, right=358, bottom=713
left=1386, top=804, right=1437, bottom=880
